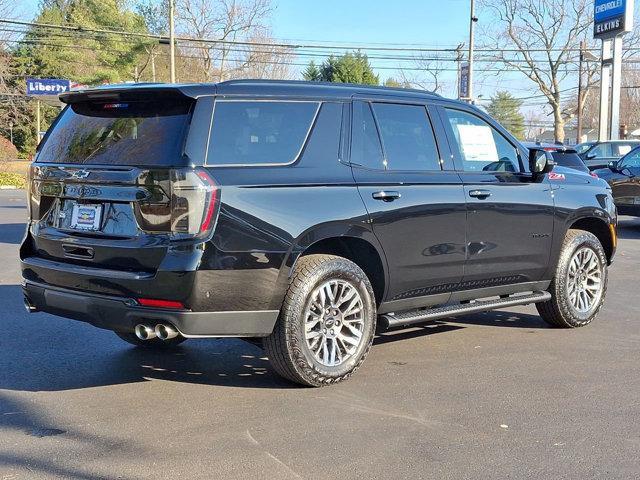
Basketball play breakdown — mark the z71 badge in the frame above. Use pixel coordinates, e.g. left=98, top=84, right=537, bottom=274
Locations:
left=548, top=172, right=566, bottom=181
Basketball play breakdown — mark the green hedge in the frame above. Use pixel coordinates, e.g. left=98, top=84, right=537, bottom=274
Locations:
left=0, top=172, right=26, bottom=189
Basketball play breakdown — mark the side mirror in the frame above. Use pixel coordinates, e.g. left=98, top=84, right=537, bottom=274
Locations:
left=586, top=152, right=597, bottom=160
left=529, top=149, right=554, bottom=175
left=608, top=160, right=619, bottom=172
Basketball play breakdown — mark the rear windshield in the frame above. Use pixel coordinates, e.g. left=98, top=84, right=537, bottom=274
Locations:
left=207, top=101, right=319, bottom=166
left=36, top=100, right=193, bottom=166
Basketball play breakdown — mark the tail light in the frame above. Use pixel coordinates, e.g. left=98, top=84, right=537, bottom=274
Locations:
left=135, top=168, right=219, bottom=240
left=590, top=172, right=599, bottom=178
left=170, top=169, right=218, bottom=237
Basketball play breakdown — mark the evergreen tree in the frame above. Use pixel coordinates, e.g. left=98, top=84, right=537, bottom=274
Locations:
left=302, top=52, right=379, bottom=85
left=486, top=91, right=525, bottom=139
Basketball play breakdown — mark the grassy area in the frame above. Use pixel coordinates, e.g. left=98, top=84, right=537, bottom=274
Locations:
left=0, top=161, right=30, bottom=188
left=0, top=172, right=27, bottom=189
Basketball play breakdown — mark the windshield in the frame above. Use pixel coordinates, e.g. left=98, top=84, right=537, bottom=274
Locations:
left=37, top=100, right=193, bottom=166
left=550, top=152, right=589, bottom=173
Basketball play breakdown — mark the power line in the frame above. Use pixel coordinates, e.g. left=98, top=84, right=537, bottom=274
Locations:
left=0, top=18, right=630, bottom=56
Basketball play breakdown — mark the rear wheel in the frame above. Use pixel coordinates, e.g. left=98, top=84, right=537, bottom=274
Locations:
left=114, top=331, right=187, bottom=349
left=537, top=229, right=608, bottom=328
left=264, top=254, right=377, bottom=387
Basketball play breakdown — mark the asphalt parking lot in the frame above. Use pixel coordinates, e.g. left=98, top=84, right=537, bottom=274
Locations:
left=0, top=189, right=639, bottom=480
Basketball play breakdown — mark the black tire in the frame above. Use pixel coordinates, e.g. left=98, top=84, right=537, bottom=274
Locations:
left=114, top=331, right=187, bottom=349
left=263, top=254, right=377, bottom=387
left=537, top=229, right=608, bottom=328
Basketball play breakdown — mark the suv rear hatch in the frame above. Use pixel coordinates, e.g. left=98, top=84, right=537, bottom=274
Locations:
left=24, top=88, right=218, bottom=280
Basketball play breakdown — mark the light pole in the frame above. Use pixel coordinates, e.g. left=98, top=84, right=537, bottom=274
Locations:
left=576, top=42, right=599, bottom=143
left=169, top=0, right=176, bottom=83
left=467, top=0, right=478, bottom=103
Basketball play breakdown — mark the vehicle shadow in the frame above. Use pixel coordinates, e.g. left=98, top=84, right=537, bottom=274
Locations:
left=0, top=223, right=26, bottom=245
left=617, top=216, right=640, bottom=240
left=1, top=284, right=550, bottom=392
left=443, top=309, right=549, bottom=329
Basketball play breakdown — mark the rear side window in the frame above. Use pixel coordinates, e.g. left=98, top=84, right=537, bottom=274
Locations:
left=372, top=103, right=441, bottom=171
left=37, top=100, right=193, bottom=166
left=207, top=101, right=319, bottom=166
left=350, top=101, right=385, bottom=169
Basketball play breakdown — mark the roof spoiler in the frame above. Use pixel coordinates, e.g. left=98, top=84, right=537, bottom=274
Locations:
left=59, top=84, right=213, bottom=104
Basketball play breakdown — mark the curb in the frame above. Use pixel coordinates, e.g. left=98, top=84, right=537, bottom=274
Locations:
left=0, top=186, right=20, bottom=190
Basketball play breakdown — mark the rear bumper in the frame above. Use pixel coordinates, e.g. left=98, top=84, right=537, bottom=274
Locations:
left=22, top=281, right=279, bottom=338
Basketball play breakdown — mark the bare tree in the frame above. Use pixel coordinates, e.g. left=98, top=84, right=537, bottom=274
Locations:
left=479, top=0, right=592, bottom=142
left=176, top=0, right=272, bottom=81
left=236, top=30, right=295, bottom=80
left=397, top=55, right=447, bottom=93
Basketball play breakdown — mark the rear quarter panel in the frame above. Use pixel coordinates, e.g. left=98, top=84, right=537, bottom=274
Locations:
left=191, top=102, right=380, bottom=312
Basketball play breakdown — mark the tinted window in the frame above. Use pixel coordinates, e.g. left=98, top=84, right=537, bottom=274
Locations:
left=551, top=152, right=589, bottom=173
left=619, top=148, right=640, bottom=170
left=612, top=143, right=637, bottom=157
left=207, top=101, right=319, bottom=166
left=445, top=108, right=520, bottom=173
left=589, top=143, right=611, bottom=158
left=350, top=101, right=385, bottom=169
left=37, top=100, right=193, bottom=166
left=575, top=143, right=593, bottom=154
left=372, top=103, right=441, bottom=171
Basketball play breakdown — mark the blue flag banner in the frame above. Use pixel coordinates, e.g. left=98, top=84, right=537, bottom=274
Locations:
left=26, top=78, right=71, bottom=95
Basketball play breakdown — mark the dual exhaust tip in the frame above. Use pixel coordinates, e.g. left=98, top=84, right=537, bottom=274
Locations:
left=134, top=323, right=180, bottom=341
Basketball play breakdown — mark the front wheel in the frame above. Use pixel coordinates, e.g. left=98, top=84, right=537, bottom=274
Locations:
left=537, top=229, right=608, bottom=328
left=264, top=254, right=377, bottom=387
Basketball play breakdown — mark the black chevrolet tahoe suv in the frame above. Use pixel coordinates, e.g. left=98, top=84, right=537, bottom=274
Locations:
left=21, top=80, right=617, bottom=386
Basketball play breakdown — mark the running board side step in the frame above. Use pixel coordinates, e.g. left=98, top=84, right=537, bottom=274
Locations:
left=379, top=291, right=551, bottom=329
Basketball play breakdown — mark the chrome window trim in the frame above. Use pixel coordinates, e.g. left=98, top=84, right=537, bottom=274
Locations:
left=205, top=99, right=322, bottom=168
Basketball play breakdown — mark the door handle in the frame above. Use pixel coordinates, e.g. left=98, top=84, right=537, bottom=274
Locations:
left=468, top=189, right=492, bottom=199
left=372, top=191, right=401, bottom=202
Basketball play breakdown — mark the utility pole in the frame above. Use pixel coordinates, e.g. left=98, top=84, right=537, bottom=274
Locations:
left=467, top=0, right=477, bottom=103
left=456, top=43, right=464, bottom=100
left=35, top=99, right=41, bottom=145
left=576, top=40, right=585, bottom=144
left=169, top=0, right=176, bottom=83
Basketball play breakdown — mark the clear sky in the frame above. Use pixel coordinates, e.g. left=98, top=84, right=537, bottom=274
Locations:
left=16, top=0, right=535, bottom=101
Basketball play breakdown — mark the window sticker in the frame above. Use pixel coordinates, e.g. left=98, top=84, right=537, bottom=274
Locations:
left=456, top=124, right=499, bottom=162
left=617, top=145, right=633, bottom=155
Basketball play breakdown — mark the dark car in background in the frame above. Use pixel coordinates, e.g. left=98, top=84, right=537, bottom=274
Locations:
left=523, top=142, right=590, bottom=174
left=593, top=146, right=640, bottom=217
left=21, top=80, right=617, bottom=386
left=576, top=140, right=640, bottom=171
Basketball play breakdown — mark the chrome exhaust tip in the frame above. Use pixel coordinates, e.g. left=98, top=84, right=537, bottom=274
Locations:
left=23, top=297, right=37, bottom=313
left=155, top=324, right=179, bottom=341
left=134, top=324, right=157, bottom=341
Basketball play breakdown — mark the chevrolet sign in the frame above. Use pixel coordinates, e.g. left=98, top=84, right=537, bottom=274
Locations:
left=594, top=0, right=634, bottom=38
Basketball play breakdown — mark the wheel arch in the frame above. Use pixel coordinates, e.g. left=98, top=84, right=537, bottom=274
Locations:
left=298, top=236, right=387, bottom=305
left=270, top=224, right=389, bottom=309
left=568, top=216, right=616, bottom=264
